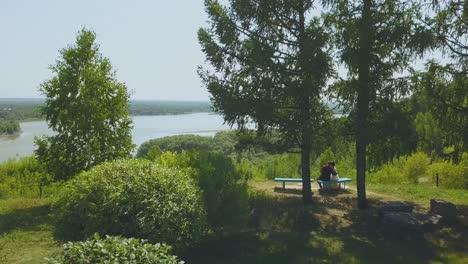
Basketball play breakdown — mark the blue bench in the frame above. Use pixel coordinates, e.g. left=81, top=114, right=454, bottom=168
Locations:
left=317, top=177, right=352, bottom=190
left=274, top=177, right=314, bottom=192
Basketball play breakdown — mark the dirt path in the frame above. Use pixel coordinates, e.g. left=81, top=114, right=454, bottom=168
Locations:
left=252, top=181, right=401, bottom=201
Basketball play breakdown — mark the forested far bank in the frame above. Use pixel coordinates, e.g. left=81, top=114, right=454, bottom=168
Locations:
left=0, top=99, right=214, bottom=121
left=0, top=99, right=347, bottom=121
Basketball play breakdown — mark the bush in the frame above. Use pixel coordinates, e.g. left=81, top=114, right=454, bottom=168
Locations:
left=158, top=151, right=248, bottom=229
left=137, top=135, right=219, bottom=158
left=403, top=152, right=430, bottom=183
left=0, top=156, right=53, bottom=199
left=136, top=131, right=238, bottom=159
left=316, top=148, right=336, bottom=171
left=54, top=159, right=207, bottom=248
left=428, top=154, right=468, bottom=189
left=48, top=234, right=183, bottom=264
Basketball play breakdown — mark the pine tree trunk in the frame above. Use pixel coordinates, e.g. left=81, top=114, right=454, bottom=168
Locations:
left=356, top=0, right=372, bottom=209
left=297, top=4, right=313, bottom=205
left=301, top=134, right=313, bottom=204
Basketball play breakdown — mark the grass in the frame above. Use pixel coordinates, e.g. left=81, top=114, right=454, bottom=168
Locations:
left=367, top=183, right=468, bottom=206
left=0, top=199, right=60, bottom=263
left=184, top=183, right=468, bottom=263
left=0, top=182, right=467, bottom=263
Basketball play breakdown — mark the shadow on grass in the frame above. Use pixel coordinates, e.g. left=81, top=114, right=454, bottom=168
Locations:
left=184, top=195, right=468, bottom=264
left=0, top=202, right=53, bottom=235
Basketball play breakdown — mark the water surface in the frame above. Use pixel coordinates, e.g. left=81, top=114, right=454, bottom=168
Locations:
left=0, top=113, right=231, bottom=162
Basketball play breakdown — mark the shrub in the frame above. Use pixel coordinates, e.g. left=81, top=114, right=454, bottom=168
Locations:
left=158, top=151, right=248, bottom=229
left=137, top=135, right=218, bottom=158
left=428, top=155, right=467, bottom=189
left=0, top=156, right=53, bottom=199
left=403, top=152, right=430, bottom=183
left=316, top=148, right=336, bottom=172
left=47, top=234, right=183, bottom=264
left=54, top=159, right=207, bottom=248
left=137, top=131, right=239, bottom=159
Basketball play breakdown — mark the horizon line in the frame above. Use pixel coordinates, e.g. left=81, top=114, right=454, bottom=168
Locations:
left=0, top=97, right=211, bottom=103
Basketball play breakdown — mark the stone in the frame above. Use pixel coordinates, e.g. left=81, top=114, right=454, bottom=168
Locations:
left=382, top=212, right=442, bottom=231
left=376, top=201, right=414, bottom=216
left=430, top=199, right=457, bottom=223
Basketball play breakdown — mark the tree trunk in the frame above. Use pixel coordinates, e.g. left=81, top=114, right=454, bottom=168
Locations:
left=297, top=2, right=313, bottom=204
left=301, top=133, right=313, bottom=204
left=356, top=0, right=372, bottom=209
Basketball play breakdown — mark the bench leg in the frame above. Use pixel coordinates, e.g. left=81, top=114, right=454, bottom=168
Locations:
left=283, top=182, right=285, bottom=192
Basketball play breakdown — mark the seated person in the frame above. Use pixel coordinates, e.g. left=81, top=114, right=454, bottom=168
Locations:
left=318, top=161, right=338, bottom=189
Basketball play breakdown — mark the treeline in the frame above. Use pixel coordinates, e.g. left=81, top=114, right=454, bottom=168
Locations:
left=130, top=101, right=212, bottom=115
left=0, top=120, right=20, bottom=135
left=0, top=99, right=212, bottom=121
left=0, top=99, right=43, bottom=121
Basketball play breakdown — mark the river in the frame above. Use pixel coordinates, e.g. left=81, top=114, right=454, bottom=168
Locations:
left=0, top=113, right=232, bottom=162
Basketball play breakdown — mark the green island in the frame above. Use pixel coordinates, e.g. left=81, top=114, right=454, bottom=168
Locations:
left=1, top=1, right=467, bottom=263
left=0, top=120, right=20, bottom=135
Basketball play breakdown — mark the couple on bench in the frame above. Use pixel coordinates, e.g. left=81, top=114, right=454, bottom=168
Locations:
left=318, top=161, right=340, bottom=190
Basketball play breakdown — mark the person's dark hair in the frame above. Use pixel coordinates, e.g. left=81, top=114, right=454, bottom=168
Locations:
left=327, top=161, right=335, bottom=166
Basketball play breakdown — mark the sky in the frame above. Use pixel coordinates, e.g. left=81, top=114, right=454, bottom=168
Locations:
left=0, top=1, right=446, bottom=101
left=0, top=0, right=213, bottom=101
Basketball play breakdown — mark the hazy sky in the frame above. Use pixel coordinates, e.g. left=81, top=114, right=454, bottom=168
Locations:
left=0, top=0, right=213, bottom=101
left=0, top=1, right=445, bottom=101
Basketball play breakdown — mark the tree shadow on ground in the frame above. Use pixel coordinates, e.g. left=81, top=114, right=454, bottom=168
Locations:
left=0, top=202, right=53, bottom=235
left=184, top=195, right=468, bottom=264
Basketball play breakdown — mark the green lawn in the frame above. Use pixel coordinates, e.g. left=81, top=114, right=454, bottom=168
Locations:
left=184, top=188, right=468, bottom=264
left=0, top=199, right=60, bottom=263
left=0, top=184, right=467, bottom=263
left=367, top=183, right=468, bottom=206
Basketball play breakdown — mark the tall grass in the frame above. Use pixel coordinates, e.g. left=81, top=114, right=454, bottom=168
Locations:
left=368, top=152, right=467, bottom=190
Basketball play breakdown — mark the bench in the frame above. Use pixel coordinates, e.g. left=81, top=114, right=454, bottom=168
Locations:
left=317, top=178, right=352, bottom=190
left=274, top=177, right=314, bottom=192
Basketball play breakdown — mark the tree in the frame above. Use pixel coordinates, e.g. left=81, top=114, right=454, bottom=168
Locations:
left=415, top=0, right=467, bottom=162
left=324, top=0, right=432, bottom=208
left=198, top=0, right=333, bottom=203
left=35, top=28, right=134, bottom=180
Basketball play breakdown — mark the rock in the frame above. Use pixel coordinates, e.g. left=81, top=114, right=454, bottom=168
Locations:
left=415, top=213, right=443, bottom=231
left=376, top=201, right=414, bottom=216
left=382, top=212, right=442, bottom=231
left=430, top=199, right=457, bottom=223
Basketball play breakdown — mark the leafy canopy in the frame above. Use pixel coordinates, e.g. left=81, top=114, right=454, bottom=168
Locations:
left=35, top=28, right=134, bottom=180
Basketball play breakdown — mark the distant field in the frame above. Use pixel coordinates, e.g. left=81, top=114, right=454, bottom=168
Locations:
left=0, top=98, right=213, bottom=121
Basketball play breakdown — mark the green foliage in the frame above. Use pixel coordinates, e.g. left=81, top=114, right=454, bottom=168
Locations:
left=130, top=100, right=212, bottom=115
left=138, top=135, right=220, bottom=158
left=316, top=148, right=336, bottom=172
left=428, top=153, right=468, bottom=190
left=35, top=28, right=134, bottom=180
left=157, top=151, right=248, bottom=229
left=369, top=151, right=466, bottom=189
left=47, top=234, right=183, bottom=264
left=199, top=0, right=334, bottom=203
left=0, top=120, right=20, bottom=135
left=412, top=1, right=467, bottom=162
left=403, top=152, right=431, bottom=184
left=415, top=112, right=443, bottom=158
left=137, top=132, right=237, bottom=158
left=326, top=0, right=434, bottom=208
left=0, top=156, right=53, bottom=199
left=147, top=145, right=163, bottom=161
left=235, top=153, right=301, bottom=181
left=0, top=98, right=43, bottom=121
left=54, top=159, right=207, bottom=248
left=0, top=99, right=212, bottom=120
